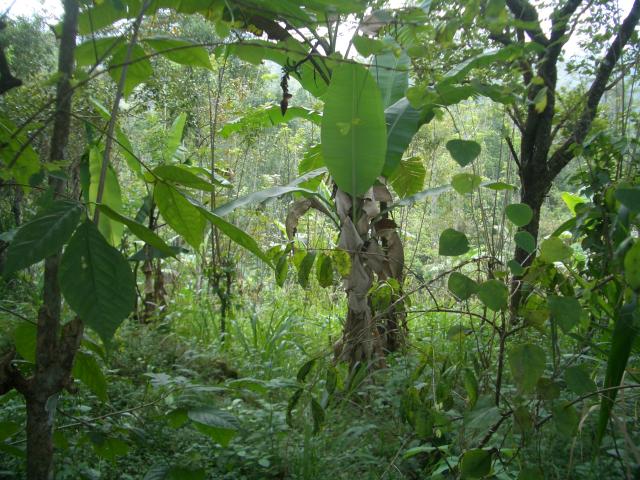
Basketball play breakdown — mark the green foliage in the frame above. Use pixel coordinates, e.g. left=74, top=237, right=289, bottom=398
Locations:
left=438, top=228, right=470, bottom=256
left=476, top=279, right=508, bottom=311
left=154, top=182, right=207, bottom=250
left=539, top=237, right=572, bottom=263
left=321, top=62, right=387, bottom=196
left=59, top=221, right=136, bottom=343
left=143, top=37, right=213, bottom=70
left=508, top=343, right=546, bottom=393
left=2, top=4, right=639, bottom=479
left=446, top=139, right=481, bottom=167
left=220, top=104, right=321, bottom=138
left=448, top=272, right=478, bottom=301
left=3, top=200, right=82, bottom=275
left=514, top=231, right=536, bottom=254
left=388, top=156, right=426, bottom=197
left=452, top=173, right=482, bottom=194
left=460, top=449, right=492, bottom=479
left=384, top=97, right=428, bottom=177
left=371, top=50, right=410, bottom=109
left=505, top=203, right=533, bottom=227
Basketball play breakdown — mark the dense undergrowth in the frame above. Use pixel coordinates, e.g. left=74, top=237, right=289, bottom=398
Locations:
left=1, top=1, right=640, bottom=479
left=2, top=275, right=638, bottom=479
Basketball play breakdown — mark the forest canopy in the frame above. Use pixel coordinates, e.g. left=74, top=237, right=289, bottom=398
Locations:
left=0, top=0, right=639, bottom=478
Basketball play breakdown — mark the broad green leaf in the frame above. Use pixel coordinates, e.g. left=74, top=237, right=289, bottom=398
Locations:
left=332, top=249, right=352, bottom=277
left=448, top=272, right=478, bottom=301
left=165, top=113, right=187, bottom=161
left=507, top=259, right=525, bottom=276
left=316, top=253, right=334, bottom=288
left=144, top=37, right=212, bottom=70
left=223, top=38, right=329, bottom=97
left=452, top=173, right=482, bottom=194
left=383, top=97, right=427, bottom=176
left=129, top=245, right=187, bottom=262
left=75, top=36, right=123, bottom=66
left=564, top=365, right=596, bottom=396
left=371, top=282, right=393, bottom=311
left=460, top=449, right=492, bottom=479
left=297, top=251, right=317, bottom=288
left=532, top=86, right=548, bottom=113
left=513, top=406, right=533, bottom=434
left=371, top=50, right=410, bottom=108
left=505, top=203, right=533, bottom=227
left=78, top=1, right=135, bottom=34
left=615, top=187, right=640, bottom=211
left=59, top=221, right=136, bottom=343
left=13, top=322, right=36, bottom=363
left=220, top=104, right=321, bottom=138
left=547, top=295, right=582, bottom=333
left=539, top=237, right=572, bottom=263
left=353, top=35, right=387, bottom=57
left=297, top=358, right=316, bottom=382
left=509, top=343, right=545, bottom=393
left=477, top=279, right=508, bottom=311
left=108, top=43, right=153, bottom=97
left=388, top=156, right=426, bottom=197
left=98, top=205, right=176, bottom=258
left=536, top=377, right=560, bottom=400
left=3, top=200, right=82, bottom=275
left=623, top=242, right=640, bottom=290
left=287, top=388, right=304, bottom=427
left=596, top=296, right=638, bottom=444
left=442, top=43, right=544, bottom=85
left=73, top=351, right=108, bottom=401
left=514, top=231, right=536, bottom=254
left=89, top=146, right=124, bottom=246
left=552, top=401, right=578, bottom=437
left=153, top=164, right=215, bottom=192
left=154, top=182, right=207, bottom=250
left=387, top=184, right=451, bottom=210
left=213, top=170, right=325, bottom=217
left=483, top=181, right=516, bottom=191
left=275, top=254, right=288, bottom=287
left=321, top=62, right=387, bottom=196
left=188, top=407, right=239, bottom=447
left=446, top=139, right=481, bottom=167
left=439, top=228, right=470, bottom=256
left=485, top=0, right=508, bottom=32
left=520, top=294, right=548, bottom=327
left=560, top=191, right=586, bottom=214
left=191, top=200, right=272, bottom=266
left=298, top=144, right=323, bottom=175
left=310, top=397, right=325, bottom=434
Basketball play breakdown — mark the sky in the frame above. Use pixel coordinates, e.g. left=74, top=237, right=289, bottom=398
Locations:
left=2, top=0, right=63, bottom=19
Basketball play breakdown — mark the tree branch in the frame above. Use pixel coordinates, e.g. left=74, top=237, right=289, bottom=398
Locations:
left=505, top=0, right=549, bottom=46
left=548, top=0, right=640, bottom=178
left=0, top=19, right=22, bottom=95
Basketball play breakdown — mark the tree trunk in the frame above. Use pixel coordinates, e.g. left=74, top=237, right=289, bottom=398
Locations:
left=24, top=2, right=80, bottom=477
left=26, top=394, right=57, bottom=480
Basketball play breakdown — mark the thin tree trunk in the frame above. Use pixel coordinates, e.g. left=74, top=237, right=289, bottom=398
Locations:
left=25, top=2, right=80, bottom=478
left=26, top=393, right=56, bottom=479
